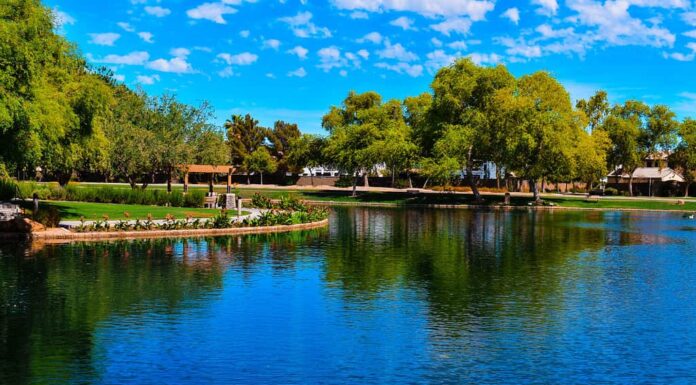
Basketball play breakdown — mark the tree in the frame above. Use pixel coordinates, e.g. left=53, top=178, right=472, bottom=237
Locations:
left=491, top=71, right=580, bottom=202
left=603, top=101, right=678, bottom=196
left=193, top=129, right=229, bottom=166
left=147, top=95, right=213, bottom=192
left=225, top=114, right=267, bottom=181
left=267, top=120, right=301, bottom=175
left=671, top=118, right=696, bottom=197
left=576, top=90, right=610, bottom=132
left=428, top=58, right=515, bottom=201
left=287, top=134, right=325, bottom=185
left=322, top=91, right=386, bottom=195
left=244, top=147, right=277, bottom=185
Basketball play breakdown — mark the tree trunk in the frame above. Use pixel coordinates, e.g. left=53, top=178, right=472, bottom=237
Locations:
left=628, top=173, right=634, bottom=197
left=352, top=172, right=358, bottom=197
left=466, top=165, right=481, bottom=202
left=128, top=176, right=137, bottom=189
left=465, top=146, right=481, bottom=202
left=310, top=172, right=314, bottom=186
left=531, top=179, right=540, bottom=202
left=541, top=178, right=546, bottom=194
left=496, top=165, right=501, bottom=189
left=422, top=177, right=430, bottom=189
left=57, top=171, right=72, bottom=187
left=247, top=173, right=250, bottom=185
left=363, top=170, right=369, bottom=188
left=260, top=172, right=264, bottom=185
left=167, top=168, right=172, bottom=193
left=408, top=172, right=413, bottom=189
left=391, top=166, right=396, bottom=188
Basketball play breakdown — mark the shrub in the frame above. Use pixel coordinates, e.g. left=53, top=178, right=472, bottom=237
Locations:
left=32, top=206, right=62, bottom=227
left=250, top=193, right=273, bottom=209
left=334, top=175, right=354, bottom=188
left=604, top=187, right=619, bottom=196
left=0, top=178, right=19, bottom=201
left=277, top=195, right=306, bottom=211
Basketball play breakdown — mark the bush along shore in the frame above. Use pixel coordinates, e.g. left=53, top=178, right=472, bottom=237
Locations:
left=70, top=195, right=328, bottom=233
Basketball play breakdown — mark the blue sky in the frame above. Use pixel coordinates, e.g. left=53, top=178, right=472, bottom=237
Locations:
left=48, top=0, right=696, bottom=134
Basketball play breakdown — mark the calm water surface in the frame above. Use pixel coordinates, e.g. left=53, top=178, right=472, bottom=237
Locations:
left=1, top=208, right=696, bottom=384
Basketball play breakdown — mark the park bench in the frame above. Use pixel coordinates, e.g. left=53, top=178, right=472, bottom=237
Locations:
left=204, top=195, right=218, bottom=209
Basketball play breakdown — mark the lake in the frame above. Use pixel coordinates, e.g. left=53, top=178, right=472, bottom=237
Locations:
left=1, top=207, right=696, bottom=384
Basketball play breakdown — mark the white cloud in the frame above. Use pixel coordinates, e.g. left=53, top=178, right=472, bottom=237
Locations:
left=145, top=6, right=171, bottom=17
left=497, top=36, right=542, bottom=60
left=217, top=52, right=259, bottom=65
left=357, top=49, right=369, bottom=59
left=331, top=0, right=495, bottom=21
left=239, top=30, right=250, bottom=38
left=377, top=40, right=418, bottom=61
left=262, top=39, right=281, bottom=50
left=147, top=57, right=194, bottom=73
left=288, top=67, right=307, bottom=77
left=89, top=33, right=120, bottom=46
left=468, top=52, right=502, bottom=65
left=501, top=8, right=520, bottom=25
left=665, top=42, right=696, bottom=61
left=448, top=40, right=468, bottom=50
left=186, top=2, right=237, bottom=24
left=425, top=49, right=458, bottom=71
left=357, top=31, right=383, bottom=44
left=89, top=51, right=150, bottom=65
left=279, top=11, right=331, bottom=38
left=533, top=0, right=558, bottom=16
left=683, top=12, right=696, bottom=27
left=170, top=48, right=191, bottom=58
left=431, top=17, right=472, bottom=36
left=266, top=73, right=276, bottom=78
left=317, top=46, right=347, bottom=71
left=52, top=7, right=75, bottom=29
left=349, top=11, right=369, bottom=19
left=287, top=45, right=309, bottom=59
left=390, top=16, right=416, bottom=30
left=684, top=30, right=696, bottom=39
left=117, top=22, right=135, bottom=32
left=566, top=0, right=675, bottom=48
left=136, top=74, right=160, bottom=84
left=113, top=74, right=125, bottom=82
left=218, top=67, right=234, bottom=77
left=375, top=62, right=423, bottom=77
left=431, top=37, right=443, bottom=47
left=138, top=32, right=154, bottom=43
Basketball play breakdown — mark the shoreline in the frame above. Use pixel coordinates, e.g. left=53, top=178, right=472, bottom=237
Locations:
left=303, top=200, right=695, bottom=214
left=0, top=219, right=329, bottom=243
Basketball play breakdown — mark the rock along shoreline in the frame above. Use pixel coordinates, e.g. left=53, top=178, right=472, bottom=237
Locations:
left=0, top=219, right=329, bottom=243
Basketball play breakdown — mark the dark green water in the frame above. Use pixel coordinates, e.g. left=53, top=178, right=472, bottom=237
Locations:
left=1, top=207, right=696, bottom=384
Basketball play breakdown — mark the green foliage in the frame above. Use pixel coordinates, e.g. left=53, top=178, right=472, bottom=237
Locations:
left=334, top=175, right=354, bottom=188
left=604, top=187, right=619, bottom=196
left=0, top=178, right=19, bottom=201
left=243, top=147, right=277, bottom=184
left=31, top=206, right=61, bottom=227
left=250, top=193, right=273, bottom=209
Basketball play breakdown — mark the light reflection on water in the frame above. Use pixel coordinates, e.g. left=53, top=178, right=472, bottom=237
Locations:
left=1, top=208, right=696, bottom=384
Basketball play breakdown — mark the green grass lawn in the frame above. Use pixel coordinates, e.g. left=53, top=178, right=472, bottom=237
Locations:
left=22, top=201, right=243, bottom=221
left=31, top=182, right=696, bottom=212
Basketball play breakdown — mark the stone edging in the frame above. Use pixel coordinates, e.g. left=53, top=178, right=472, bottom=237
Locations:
left=10, top=219, right=329, bottom=243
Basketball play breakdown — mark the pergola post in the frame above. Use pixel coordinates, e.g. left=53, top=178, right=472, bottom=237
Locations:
left=227, top=169, right=232, bottom=193
left=183, top=172, right=189, bottom=193
left=209, top=173, right=214, bottom=194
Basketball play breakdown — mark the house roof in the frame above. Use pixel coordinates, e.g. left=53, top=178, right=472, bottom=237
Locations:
left=608, top=167, right=685, bottom=182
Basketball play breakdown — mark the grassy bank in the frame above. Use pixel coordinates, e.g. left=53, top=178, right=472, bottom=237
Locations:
left=21, top=201, right=229, bottom=221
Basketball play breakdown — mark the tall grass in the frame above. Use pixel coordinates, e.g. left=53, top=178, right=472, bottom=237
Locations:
left=16, top=182, right=205, bottom=207
left=0, top=178, right=19, bottom=201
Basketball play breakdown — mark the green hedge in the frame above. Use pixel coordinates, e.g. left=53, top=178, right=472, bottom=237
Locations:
left=16, top=182, right=205, bottom=207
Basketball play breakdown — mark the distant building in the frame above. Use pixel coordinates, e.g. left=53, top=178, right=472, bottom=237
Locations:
left=607, top=152, right=684, bottom=196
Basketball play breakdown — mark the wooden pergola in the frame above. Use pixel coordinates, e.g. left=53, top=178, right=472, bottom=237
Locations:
left=179, top=165, right=237, bottom=193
